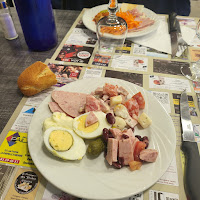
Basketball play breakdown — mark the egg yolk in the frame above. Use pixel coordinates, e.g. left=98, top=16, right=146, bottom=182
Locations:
left=78, top=115, right=99, bottom=133
left=49, top=130, right=73, bottom=151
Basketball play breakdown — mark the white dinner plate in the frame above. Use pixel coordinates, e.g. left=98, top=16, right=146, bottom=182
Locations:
left=82, top=4, right=160, bottom=38
left=28, top=78, right=176, bottom=200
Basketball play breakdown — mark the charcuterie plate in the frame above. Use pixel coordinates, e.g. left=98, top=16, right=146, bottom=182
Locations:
left=82, top=4, right=160, bottom=38
left=28, top=78, right=176, bottom=200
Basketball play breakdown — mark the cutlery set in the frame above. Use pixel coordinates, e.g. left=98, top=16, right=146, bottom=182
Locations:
left=180, top=90, right=200, bottom=200
left=169, top=12, right=200, bottom=198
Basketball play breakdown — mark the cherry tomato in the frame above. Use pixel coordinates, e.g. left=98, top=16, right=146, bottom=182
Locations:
left=134, top=141, right=146, bottom=161
left=132, top=92, right=145, bottom=109
left=124, top=98, right=139, bottom=116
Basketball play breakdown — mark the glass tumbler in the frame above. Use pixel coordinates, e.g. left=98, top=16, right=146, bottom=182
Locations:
left=14, top=0, right=57, bottom=51
left=96, top=0, right=127, bottom=52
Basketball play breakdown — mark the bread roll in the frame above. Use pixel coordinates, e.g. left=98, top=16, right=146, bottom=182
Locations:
left=18, top=61, right=57, bottom=96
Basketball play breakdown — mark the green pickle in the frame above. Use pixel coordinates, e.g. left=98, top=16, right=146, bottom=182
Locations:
left=87, top=138, right=105, bottom=157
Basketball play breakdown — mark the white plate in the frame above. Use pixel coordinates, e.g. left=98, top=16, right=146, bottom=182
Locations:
left=82, top=4, right=160, bottom=38
left=28, top=78, right=176, bottom=200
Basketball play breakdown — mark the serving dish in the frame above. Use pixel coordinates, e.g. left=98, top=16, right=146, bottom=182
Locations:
left=28, top=78, right=176, bottom=200
left=82, top=4, right=160, bottom=38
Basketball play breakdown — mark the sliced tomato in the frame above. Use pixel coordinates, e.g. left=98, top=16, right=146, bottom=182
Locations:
left=132, top=92, right=145, bottom=109
left=103, top=83, right=118, bottom=97
left=124, top=98, right=139, bottom=116
left=134, top=141, right=146, bottom=161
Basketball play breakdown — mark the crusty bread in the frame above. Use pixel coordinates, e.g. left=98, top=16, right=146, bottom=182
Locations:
left=17, top=61, right=57, bottom=96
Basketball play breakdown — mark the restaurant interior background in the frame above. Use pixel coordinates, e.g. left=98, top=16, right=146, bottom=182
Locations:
left=43, top=0, right=200, bottom=18
left=6, top=0, right=200, bottom=18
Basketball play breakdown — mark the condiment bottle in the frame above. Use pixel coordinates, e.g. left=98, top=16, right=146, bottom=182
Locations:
left=13, top=0, right=57, bottom=51
left=0, top=1, right=18, bottom=40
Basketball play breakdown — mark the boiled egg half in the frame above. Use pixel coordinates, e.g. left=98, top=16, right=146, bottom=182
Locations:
left=43, top=112, right=73, bottom=132
left=73, top=111, right=112, bottom=139
left=43, top=127, right=86, bottom=160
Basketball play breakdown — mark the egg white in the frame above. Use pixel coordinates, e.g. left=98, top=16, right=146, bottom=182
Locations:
left=44, top=127, right=86, bottom=160
left=43, top=112, right=73, bottom=132
left=73, top=111, right=112, bottom=139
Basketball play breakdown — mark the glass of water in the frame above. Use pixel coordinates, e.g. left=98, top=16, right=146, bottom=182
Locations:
left=96, top=0, right=128, bottom=53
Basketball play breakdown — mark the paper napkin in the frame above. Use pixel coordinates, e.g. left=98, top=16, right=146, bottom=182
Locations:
left=129, top=20, right=196, bottom=56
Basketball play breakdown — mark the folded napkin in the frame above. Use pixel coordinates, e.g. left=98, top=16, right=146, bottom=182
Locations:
left=129, top=20, right=196, bottom=56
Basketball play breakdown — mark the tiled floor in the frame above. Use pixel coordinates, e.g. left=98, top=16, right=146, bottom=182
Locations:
left=190, top=1, right=200, bottom=17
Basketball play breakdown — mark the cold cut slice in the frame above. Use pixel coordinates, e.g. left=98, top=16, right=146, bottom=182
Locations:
left=48, top=102, right=65, bottom=114
left=118, top=138, right=134, bottom=165
left=139, top=149, right=158, bottom=162
left=51, top=91, right=89, bottom=117
left=106, top=138, right=118, bottom=165
left=85, top=95, right=101, bottom=113
left=110, top=128, right=122, bottom=140
left=85, top=112, right=98, bottom=127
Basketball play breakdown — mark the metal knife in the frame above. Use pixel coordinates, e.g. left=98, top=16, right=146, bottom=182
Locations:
left=180, top=90, right=200, bottom=200
left=168, top=12, right=179, bottom=58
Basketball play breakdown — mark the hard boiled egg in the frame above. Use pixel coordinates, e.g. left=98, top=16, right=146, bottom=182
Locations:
left=73, top=111, right=112, bottom=139
left=43, top=112, right=73, bottom=132
left=44, top=127, right=86, bottom=160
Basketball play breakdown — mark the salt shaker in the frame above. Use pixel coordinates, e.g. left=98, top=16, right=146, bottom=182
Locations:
left=0, top=1, right=18, bottom=40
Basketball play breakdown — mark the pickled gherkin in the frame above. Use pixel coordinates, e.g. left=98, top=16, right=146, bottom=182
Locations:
left=87, top=138, right=105, bottom=157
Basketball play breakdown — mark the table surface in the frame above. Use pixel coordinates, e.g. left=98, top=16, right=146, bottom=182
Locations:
left=0, top=6, right=200, bottom=200
left=0, top=8, right=80, bottom=133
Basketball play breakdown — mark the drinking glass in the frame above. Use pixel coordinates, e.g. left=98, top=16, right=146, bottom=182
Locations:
left=96, top=0, right=128, bottom=53
left=180, top=20, right=200, bottom=81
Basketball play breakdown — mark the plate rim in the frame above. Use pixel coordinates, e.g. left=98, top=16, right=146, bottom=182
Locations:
left=28, top=77, right=176, bottom=200
left=82, top=4, right=160, bottom=38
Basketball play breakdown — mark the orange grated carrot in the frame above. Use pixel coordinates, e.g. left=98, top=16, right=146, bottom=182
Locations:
left=110, top=0, right=116, bottom=8
left=116, top=11, right=141, bottom=29
left=100, top=25, right=127, bottom=35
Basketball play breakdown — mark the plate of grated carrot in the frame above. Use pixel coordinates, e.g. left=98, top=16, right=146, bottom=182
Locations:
left=82, top=3, right=160, bottom=38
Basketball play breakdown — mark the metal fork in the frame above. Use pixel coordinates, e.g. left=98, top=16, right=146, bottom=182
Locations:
left=176, top=23, right=188, bottom=57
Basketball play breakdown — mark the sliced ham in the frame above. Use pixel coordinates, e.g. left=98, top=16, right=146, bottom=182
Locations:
left=110, top=128, right=122, bottom=140
left=85, top=111, right=98, bottom=127
left=125, top=115, right=138, bottom=128
left=139, top=149, right=158, bottom=162
left=129, top=8, right=144, bottom=17
left=122, top=129, right=139, bottom=153
left=94, top=87, right=103, bottom=96
left=106, top=138, right=118, bottom=165
left=128, top=18, right=155, bottom=32
left=99, top=99, right=110, bottom=113
left=117, top=86, right=129, bottom=96
left=103, top=83, right=118, bottom=97
left=102, top=94, right=109, bottom=101
left=51, top=91, right=89, bottom=117
left=85, top=95, right=101, bottom=113
left=122, top=129, right=136, bottom=146
left=118, top=138, right=134, bottom=165
left=48, top=102, right=65, bottom=114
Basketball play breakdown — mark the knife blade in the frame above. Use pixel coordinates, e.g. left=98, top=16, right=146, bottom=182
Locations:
left=168, top=12, right=179, bottom=58
left=180, top=90, right=200, bottom=200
